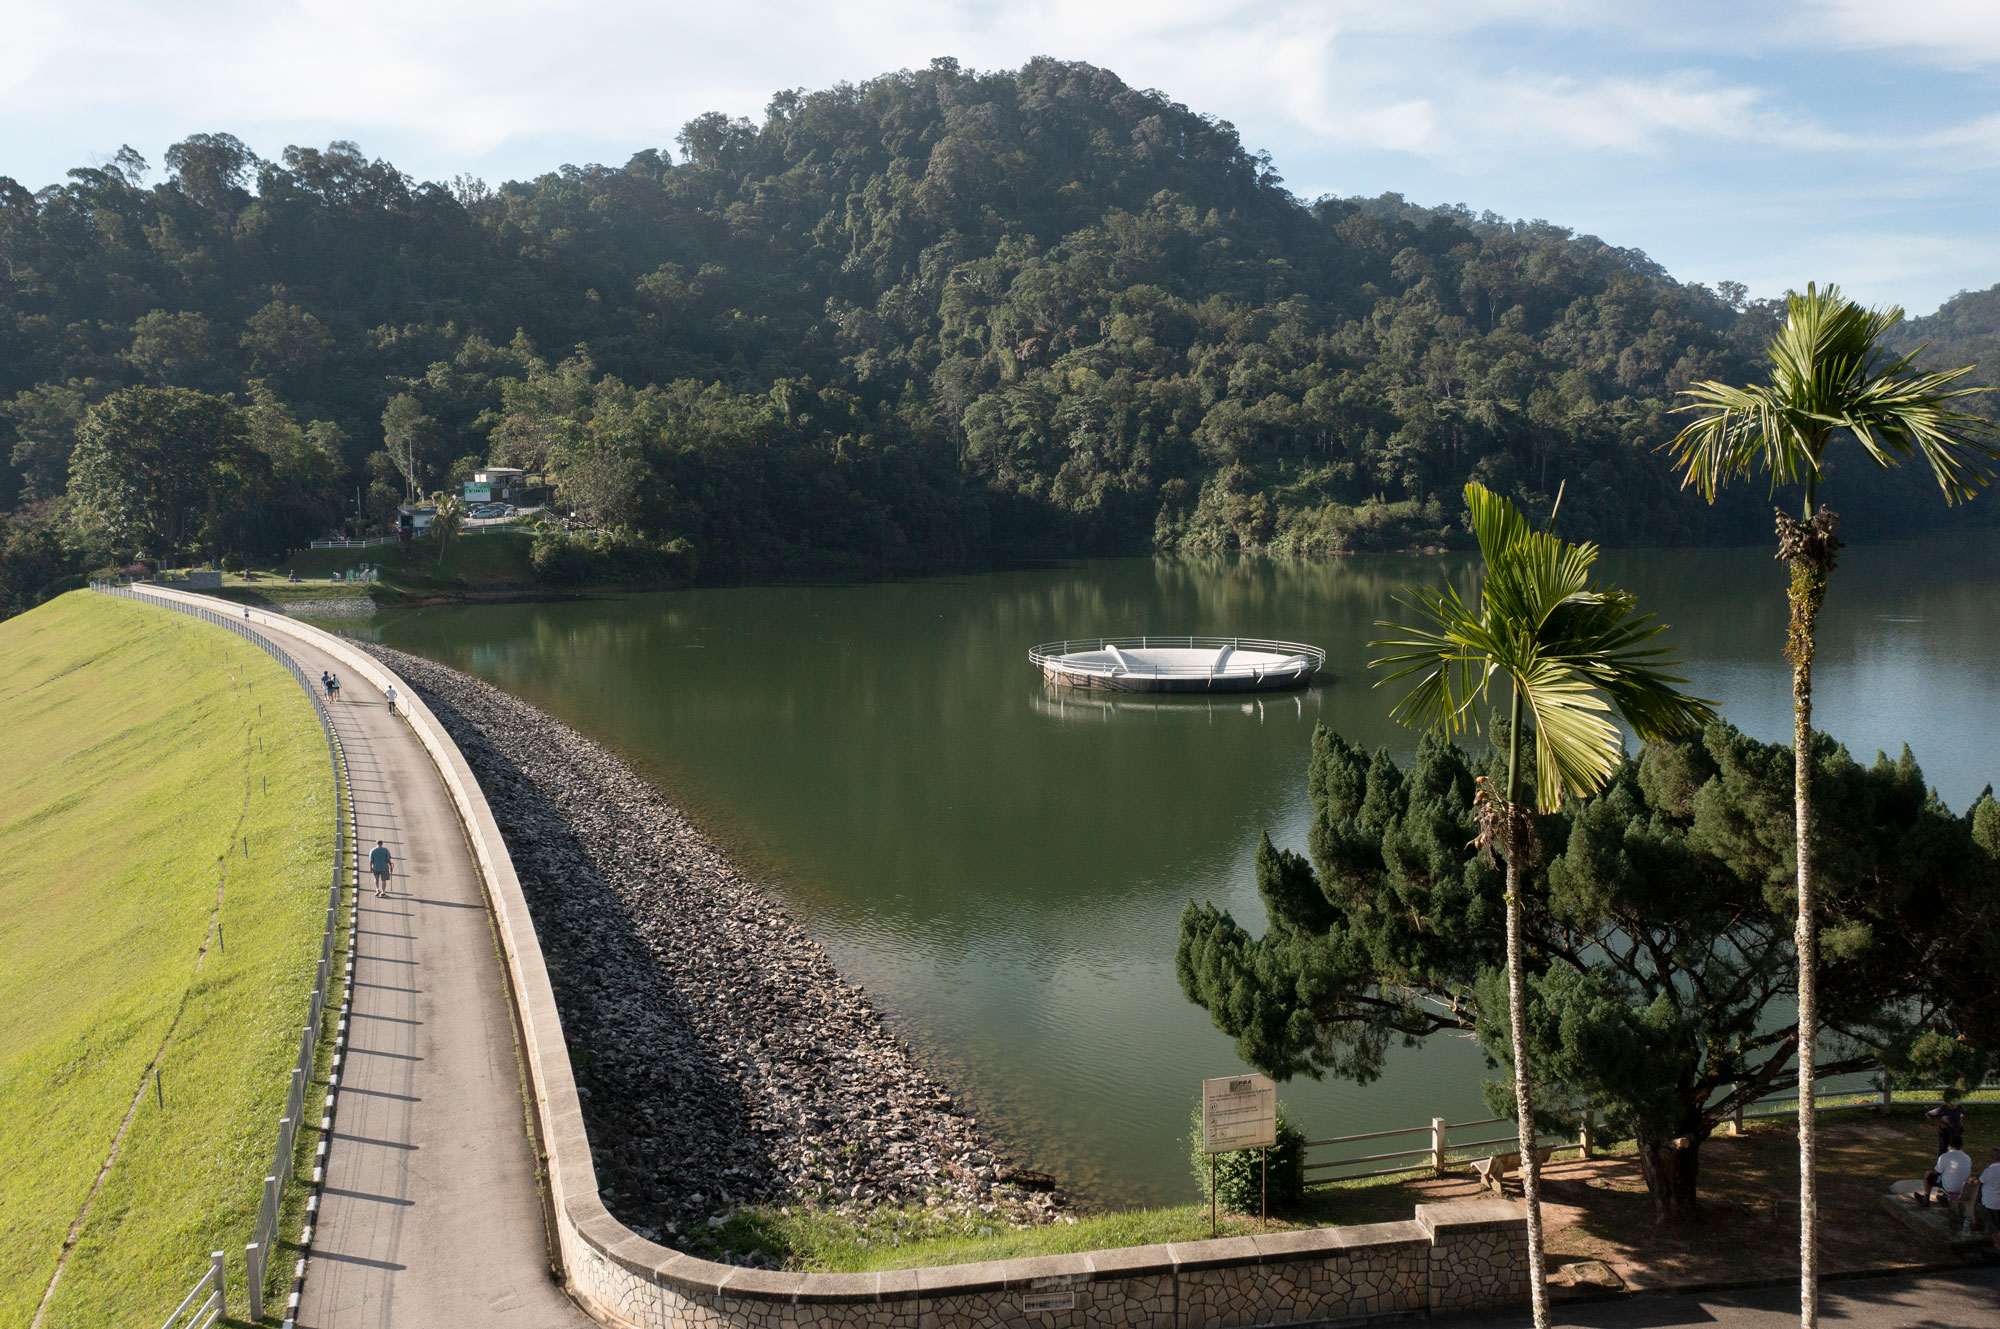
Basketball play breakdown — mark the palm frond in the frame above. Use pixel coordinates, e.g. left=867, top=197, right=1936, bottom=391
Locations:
left=1667, top=281, right=2000, bottom=506
left=1515, top=657, right=1623, bottom=811
left=1368, top=584, right=1494, bottom=737
left=1371, top=481, right=1715, bottom=813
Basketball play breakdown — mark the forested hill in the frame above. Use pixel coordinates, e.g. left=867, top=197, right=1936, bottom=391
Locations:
left=1, top=57, right=1989, bottom=605
left=1901, top=283, right=2000, bottom=409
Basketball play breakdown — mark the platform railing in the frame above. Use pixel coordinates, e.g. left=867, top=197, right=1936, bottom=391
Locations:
left=1028, top=635, right=1327, bottom=676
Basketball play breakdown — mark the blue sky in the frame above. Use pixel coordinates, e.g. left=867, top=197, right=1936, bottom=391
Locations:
left=3, top=0, right=1996, bottom=312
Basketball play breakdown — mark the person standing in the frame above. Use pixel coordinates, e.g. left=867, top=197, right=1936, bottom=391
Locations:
left=369, top=840, right=393, bottom=897
left=1927, top=1100, right=1967, bottom=1154
left=1980, top=1147, right=2000, bottom=1248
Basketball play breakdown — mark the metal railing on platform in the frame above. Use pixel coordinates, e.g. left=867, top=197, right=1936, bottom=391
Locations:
left=1029, top=635, right=1327, bottom=677
left=94, top=584, right=352, bottom=1325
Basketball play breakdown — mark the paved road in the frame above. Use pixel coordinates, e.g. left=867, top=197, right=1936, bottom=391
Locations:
left=1465, top=1267, right=2000, bottom=1327
left=237, top=615, right=589, bottom=1327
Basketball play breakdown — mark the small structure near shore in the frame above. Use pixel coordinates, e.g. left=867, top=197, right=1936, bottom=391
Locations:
left=1030, top=635, right=1324, bottom=693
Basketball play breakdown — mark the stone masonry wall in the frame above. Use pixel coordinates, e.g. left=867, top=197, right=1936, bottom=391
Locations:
left=1420, top=1200, right=1532, bottom=1314
left=559, top=1205, right=1522, bottom=1329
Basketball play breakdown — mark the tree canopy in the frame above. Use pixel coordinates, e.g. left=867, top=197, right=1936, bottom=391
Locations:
left=1177, top=721, right=2000, bottom=1220
left=2, top=59, right=1992, bottom=611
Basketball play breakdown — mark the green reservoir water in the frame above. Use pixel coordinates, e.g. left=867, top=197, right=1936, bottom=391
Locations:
left=354, top=532, right=2000, bottom=1208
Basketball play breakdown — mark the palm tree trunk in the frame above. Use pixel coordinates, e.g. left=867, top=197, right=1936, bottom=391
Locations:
left=1779, top=505, right=1839, bottom=1329
left=1504, top=687, right=1550, bottom=1329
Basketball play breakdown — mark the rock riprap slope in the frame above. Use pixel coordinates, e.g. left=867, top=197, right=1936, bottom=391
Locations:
left=367, top=647, right=1061, bottom=1258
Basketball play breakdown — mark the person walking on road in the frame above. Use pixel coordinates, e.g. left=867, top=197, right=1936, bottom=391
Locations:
left=330, top=672, right=342, bottom=701
left=385, top=684, right=398, bottom=716
left=370, top=840, right=393, bottom=896
left=321, top=670, right=333, bottom=698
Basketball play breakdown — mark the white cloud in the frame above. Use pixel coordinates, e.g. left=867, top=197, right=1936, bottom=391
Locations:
left=1797, top=0, right=2000, bottom=67
left=1732, top=228, right=2000, bottom=313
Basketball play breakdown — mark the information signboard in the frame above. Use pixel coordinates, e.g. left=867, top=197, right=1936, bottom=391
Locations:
left=1201, top=1073, right=1276, bottom=1153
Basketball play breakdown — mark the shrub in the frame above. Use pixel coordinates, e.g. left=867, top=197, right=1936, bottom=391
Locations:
left=1891, top=1030, right=1990, bottom=1104
left=1187, top=1102, right=1306, bottom=1214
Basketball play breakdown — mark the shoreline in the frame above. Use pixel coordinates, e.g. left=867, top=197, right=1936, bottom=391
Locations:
left=363, top=645, right=1066, bottom=1262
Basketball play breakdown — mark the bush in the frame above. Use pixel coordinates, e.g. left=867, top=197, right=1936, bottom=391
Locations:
left=1188, top=1102, right=1306, bottom=1214
left=529, top=526, right=696, bottom=588
left=1891, top=1030, right=1991, bottom=1103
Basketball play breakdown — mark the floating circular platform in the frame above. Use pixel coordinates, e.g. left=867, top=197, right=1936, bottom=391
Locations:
left=1028, top=635, right=1325, bottom=693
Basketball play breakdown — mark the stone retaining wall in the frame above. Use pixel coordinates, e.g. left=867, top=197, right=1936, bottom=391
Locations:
left=135, top=587, right=1531, bottom=1328
left=564, top=1199, right=1524, bottom=1328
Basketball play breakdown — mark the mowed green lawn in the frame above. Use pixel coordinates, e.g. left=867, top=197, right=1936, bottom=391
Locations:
left=0, top=592, right=335, bottom=1327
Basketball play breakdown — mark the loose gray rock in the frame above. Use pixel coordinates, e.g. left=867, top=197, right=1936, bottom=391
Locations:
left=364, top=645, right=1065, bottom=1258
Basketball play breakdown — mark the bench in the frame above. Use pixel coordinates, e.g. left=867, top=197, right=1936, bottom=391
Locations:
left=1472, top=1144, right=1555, bottom=1195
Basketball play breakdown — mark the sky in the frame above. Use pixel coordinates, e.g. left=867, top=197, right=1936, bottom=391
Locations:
left=2, top=0, right=1996, bottom=313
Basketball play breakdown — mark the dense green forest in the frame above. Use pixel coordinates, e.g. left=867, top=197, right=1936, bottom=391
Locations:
left=3, top=57, right=1996, bottom=615
left=1900, top=281, right=2000, bottom=403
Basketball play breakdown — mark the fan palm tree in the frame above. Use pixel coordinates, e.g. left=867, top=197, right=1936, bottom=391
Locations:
left=1667, top=283, right=1998, bottom=1329
left=1371, top=482, right=1713, bottom=1329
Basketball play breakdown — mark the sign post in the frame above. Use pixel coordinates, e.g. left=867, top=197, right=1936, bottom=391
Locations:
left=1200, top=1073, right=1276, bottom=1236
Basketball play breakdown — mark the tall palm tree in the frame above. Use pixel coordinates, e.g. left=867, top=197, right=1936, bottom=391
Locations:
left=1667, top=283, right=1998, bottom=1329
left=1371, top=482, right=1713, bottom=1329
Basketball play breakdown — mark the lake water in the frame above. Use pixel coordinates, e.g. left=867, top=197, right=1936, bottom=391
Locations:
left=351, top=532, right=2000, bottom=1208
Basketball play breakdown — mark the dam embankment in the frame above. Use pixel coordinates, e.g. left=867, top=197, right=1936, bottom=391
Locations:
left=365, top=645, right=1065, bottom=1254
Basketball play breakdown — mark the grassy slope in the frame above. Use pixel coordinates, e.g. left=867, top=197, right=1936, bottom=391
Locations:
left=0, top=592, right=333, bottom=1327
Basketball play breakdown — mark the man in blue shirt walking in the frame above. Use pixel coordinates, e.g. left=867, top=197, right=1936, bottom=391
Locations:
left=370, top=840, right=393, bottom=897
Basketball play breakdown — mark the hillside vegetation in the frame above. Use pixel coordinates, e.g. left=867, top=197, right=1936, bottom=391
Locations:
left=0, top=593, right=333, bottom=1326
left=1900, top=281, right=2000, bottom=407
left=3, top=58, right=1994, bottom=617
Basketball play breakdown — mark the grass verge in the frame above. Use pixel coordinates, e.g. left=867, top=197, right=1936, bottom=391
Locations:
left=709, top=1201, right=1298, bottom=1272
left=0, top=591, right=334, bottom=1328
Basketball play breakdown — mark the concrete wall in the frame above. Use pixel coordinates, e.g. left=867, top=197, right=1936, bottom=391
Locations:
left=564, top=1201, right=1524, bottom=1328
left=136, top=587, right=1531, bottom=1328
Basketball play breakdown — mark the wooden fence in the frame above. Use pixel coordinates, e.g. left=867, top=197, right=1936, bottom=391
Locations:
left=1302, top=1077, right=2000, bottom=1186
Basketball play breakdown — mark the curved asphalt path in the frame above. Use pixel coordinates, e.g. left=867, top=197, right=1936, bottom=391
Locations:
left=139, top=591, right=589, bottom=1328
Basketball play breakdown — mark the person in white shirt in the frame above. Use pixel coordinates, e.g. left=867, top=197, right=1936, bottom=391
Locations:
left=1926, top=1145, right=1973, bottom=1206
left=1980, top=1148, right=2000, bottom=1247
